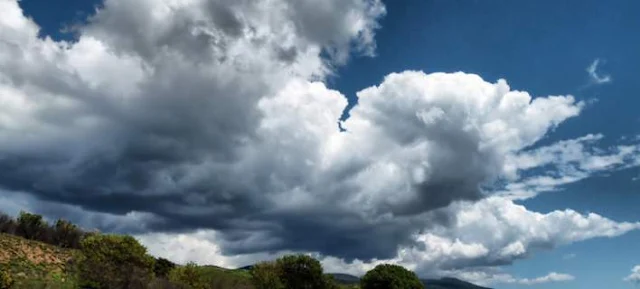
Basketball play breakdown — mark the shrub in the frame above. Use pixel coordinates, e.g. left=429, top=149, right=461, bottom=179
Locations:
left=360, top=264, right=424, bottom=289
left=15, top=211, right=49, bottom=241
left=77, top=234, right=155, bottom=289
left=208, top=270, right=253, bottom=289
left=154, top=257, right=176, bottom=278
left=168, top=263, right=208, bottom=289
left=148, top=278, right=178, bottom=289
left=0, top=269, right=13, bottom=289
left=322, top=275, right=341, bottom=289
left=251, top=262, right=284, bottom=289
left=53, top=219, right=83, bottom=249
left=275, top=255, right=325, bottom=289
left=0, top=213, right=16, bottom=235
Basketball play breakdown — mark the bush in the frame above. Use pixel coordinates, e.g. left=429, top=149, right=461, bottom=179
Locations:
left=53, top=219, right=83, bottom=249
left=360, top=264, right=424, bottom=289
left=0, top=270, right=13, bottom=289
left=148, top=278, right=178, bottom=289
left=168, top=263, right=208, bottom=289
left=251, top=262, right=284, bottom=289
left=0, top=213, right=16, bottom=235
left=15, top=211, right=49, bottom=242
left=154, top=257, right=176, bottom=279
left=275, top=255, right=325, bottom=289
left=77, top=234, right=155, bottom=289
left=322, top=275, right=341, bottom=289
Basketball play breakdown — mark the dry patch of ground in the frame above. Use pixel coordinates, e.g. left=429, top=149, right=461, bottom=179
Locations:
left=0, top=233, right=77, bottom=288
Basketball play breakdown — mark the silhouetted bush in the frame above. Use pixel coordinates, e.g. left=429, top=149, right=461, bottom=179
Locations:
left=275, top=255, right=325, bottom=289
left=77, top=234, right=155, bottom=289
left=154, top=257, right=177, bottom=279
left=0, top=213, right=16, bottom=235
left=0, top=269, right=13, bottom=289
left=360, top=264, right=424, bottom=289
left=251, top=262, right=284, bottom=289
left=53, top=219, right=83, bottom=249
left=15, top=211, right=49, bottom=242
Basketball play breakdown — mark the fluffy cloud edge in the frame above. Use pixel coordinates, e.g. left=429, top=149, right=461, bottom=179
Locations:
left=625, top=265, right=640, bottom=283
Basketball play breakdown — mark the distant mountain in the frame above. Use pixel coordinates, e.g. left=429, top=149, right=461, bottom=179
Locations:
left=237, top=265, right=254, bottom=271
left=327, top=273, right=360, bottom=284
left=327, top=273, right=491, bottom=289
left=423, top=277, right=492, bottom=289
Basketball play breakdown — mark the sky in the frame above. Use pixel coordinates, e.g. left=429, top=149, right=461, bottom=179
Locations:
left=0, top=0, right=639, bottom=288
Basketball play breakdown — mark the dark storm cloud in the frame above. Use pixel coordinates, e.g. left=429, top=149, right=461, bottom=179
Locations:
left=0, top=0, right=591, bottom=268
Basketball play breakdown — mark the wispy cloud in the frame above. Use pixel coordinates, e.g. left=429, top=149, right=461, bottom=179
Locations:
left=517, top=272, right=576, bottom=285
left=586, top=58, right=612, bottom=85
left=562, top=253, right=577, bottom=260
left=624, top=265, right=640, bottom=283
left=450, top=270, right=576, bottom=286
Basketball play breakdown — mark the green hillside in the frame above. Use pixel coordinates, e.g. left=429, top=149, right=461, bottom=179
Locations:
left=0, top=233, right=77, bottom=288
left=0, top=210, right=490, bottom=289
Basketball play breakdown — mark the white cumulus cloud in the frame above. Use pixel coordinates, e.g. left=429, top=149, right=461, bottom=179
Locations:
left=0, top=0, right=639, bottom=284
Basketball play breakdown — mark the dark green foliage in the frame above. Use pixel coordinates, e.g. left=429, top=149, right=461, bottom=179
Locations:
left=154, top=257, right=177, bottom=278
left=360, top=264, right=424, bottom=289
left=0, top=213, right=16, bottom=235
left=251, top=262, right=284, bottom=289
left=77, top=234, right=155, bottom=289
left=0, top=269, right=13, bottom=289
left=168, top=263, right=209, bottom=289
left=0, top=211, right=88, bottom=249
left=251, top=255, right=339, bottom=289
left=148, top=278, right=178, bottom=289
left=322, top=274, right=341, bottom=289
left=53, top=219, right=83, bottom=249
left=275, top=255, right=326, bottom=289
left=15, top=212, right=49, bottom=242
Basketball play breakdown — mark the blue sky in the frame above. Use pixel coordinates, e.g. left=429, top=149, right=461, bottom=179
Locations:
left=350, top=1, right=639, bottom=288
left=337, top=1, right=640, bottom=288
left=2, top=0, right=639, bottom=288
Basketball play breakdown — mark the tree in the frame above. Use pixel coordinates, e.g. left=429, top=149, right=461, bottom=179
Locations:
left=167, top=263, right=208, bottom=289
left=360, top=264, right=424, bottom=289
left=77, top=234, right=155, bottom=289
left=251, top=262, right=284, bottom=289
left=154, top=257, right=176, bottom=279
left=15, top=211, right=48, bottom=241
left=275, top=255, right=325, bottom=289
left=0, top=213, right=16, bottom=235
left=53, top=219, right=83, bottom=249
left=322, top=275, right=341, bottom=289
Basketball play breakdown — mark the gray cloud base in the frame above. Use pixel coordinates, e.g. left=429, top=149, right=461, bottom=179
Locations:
left=0, top=0, right=638, bottom=276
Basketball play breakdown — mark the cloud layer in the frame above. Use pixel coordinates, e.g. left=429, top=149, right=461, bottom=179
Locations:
left=1, top=0, right=639, bottom=284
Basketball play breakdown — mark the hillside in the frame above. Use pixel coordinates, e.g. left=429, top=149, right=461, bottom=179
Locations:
left=1, top=228, right=490, bottom=289
left=327, top=273, right=492, bottom=289
left=0, top=233, right=77, bottom=288
left=424, top=277, right=492, bottom=289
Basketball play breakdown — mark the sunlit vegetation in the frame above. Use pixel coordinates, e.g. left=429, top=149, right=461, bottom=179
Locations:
left=0, top=210, right=423, bottom=289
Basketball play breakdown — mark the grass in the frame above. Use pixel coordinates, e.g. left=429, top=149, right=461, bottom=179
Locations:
left=0, top=233, right=78, bottom=288
left=190, top=265, right=254, bottom=289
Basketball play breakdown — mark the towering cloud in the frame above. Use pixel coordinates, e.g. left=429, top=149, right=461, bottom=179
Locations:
left=1, top=0, right=639, bottom=284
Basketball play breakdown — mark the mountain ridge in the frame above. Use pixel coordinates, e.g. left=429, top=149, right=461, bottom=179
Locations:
left=238, top=265, right=491, bottom=289
left=326, top=273, right=492, bottom=289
